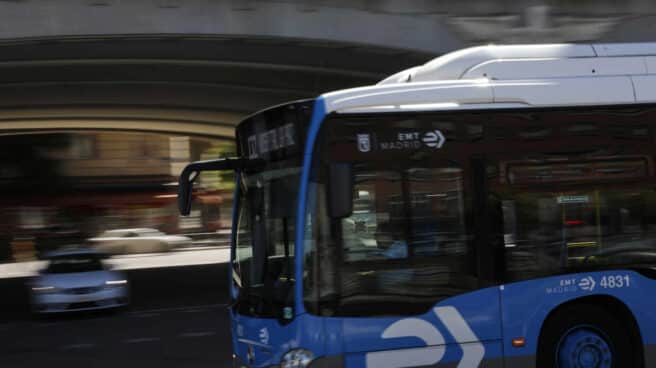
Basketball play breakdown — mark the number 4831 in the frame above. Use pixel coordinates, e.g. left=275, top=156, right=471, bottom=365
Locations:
left=600, top=275, right=631, bottom=289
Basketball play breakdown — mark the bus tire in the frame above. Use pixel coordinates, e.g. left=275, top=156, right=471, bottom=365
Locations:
left=537, top=304, right=639, bottom=368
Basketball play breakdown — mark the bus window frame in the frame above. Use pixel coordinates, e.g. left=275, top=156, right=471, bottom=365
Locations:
left=300, top=103, right=656, bottom=316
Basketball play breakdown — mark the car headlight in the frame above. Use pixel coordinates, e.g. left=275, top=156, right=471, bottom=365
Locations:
left=281, top=349, right=314, bottom=368
left=105, top=279, right=128, bottom=288
left=31, top=286, right=59, bottom=293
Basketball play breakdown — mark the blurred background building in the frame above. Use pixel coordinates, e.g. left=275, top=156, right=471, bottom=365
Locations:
left=0, top=131, right=234, bottom=260
left=0, top=0, right=654, bottom=262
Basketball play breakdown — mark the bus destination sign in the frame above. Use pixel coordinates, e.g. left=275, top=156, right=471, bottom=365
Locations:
left=248, top=123, right=296, bottom=159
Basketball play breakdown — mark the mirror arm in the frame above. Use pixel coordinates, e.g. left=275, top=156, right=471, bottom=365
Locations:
left=177, top=157, right=260, bottom=215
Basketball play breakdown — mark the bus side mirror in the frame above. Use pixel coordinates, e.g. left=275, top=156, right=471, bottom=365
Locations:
left=178, top=165, right=200, bottom=216
left=178, top=158, right=254, bottom=216
left=328, top=163, right=353, bottom=218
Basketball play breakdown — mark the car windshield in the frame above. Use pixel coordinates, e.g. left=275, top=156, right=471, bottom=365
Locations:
left=46, top=255, right=105, bottom=274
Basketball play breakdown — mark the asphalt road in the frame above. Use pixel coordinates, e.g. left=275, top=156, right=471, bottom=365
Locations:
left=0, top=262, right=233, bottom=367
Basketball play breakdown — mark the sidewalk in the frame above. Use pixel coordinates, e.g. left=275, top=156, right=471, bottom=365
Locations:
left=0, top=247, right=231, bottom=279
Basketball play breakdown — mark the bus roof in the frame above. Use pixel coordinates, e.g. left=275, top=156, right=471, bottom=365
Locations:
left=378, top=43, right=656, bottom=84
left=321, top=42, right=656, bottom=114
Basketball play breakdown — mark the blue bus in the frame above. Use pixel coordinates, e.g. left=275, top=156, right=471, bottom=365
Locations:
left=178, top=43, right=656, bottom=368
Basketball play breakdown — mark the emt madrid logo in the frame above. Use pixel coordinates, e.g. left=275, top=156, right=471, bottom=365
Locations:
left=357, top=134, right=371, bottom=153
left=422, top=130, right=446, bottom=148
left=357, top=130, right=446, bottom=152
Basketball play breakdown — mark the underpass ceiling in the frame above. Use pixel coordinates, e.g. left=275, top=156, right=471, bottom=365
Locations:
left=0, top=107, right=242, bottom=138
left=0, top=36, right=433, bottom=136
left=0, top=37, right=431, bottom=106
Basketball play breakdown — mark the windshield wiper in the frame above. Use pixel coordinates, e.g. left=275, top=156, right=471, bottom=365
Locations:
left=232, top=265, right=243, bottom=288
left=282, top=217, right=293, bottom=285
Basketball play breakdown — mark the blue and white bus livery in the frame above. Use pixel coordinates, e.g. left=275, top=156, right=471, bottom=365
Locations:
left=178, top=42, right=656, bottom=368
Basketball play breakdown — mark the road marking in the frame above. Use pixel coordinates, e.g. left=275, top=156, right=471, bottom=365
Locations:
left=1, top=321, right=48, bottom=331
left=61, top=343, right=96, bottom=350
left=128, top=303, right=226, bottom=315
left=34, top=321, right=64, bottom=328
left=179, top=331, right=216, bottom=338
left=123, top=337, right=161, bottom=344
left=131, top=312, right=161, bottom=318
left=182, top=308, right=205, bottom=313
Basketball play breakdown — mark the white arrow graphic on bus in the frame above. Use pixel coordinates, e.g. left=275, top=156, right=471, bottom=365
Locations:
left=366, top=318, right=446, bottom=368
left=422, top=130, right=446, bottom=148
left=434, top=307, right=485, bottom=368
left=365, top=306, right=484, bottom=368
left=578, top=276, right=596, bottom=291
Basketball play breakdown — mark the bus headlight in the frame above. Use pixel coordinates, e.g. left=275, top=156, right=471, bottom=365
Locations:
left=281, top=349, right=314, bottom=368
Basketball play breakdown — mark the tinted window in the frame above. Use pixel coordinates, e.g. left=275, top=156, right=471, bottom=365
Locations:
left=485, top=108, right=656, bottom=281
left=341, top=167, right=466, bottom=263
left=305, top=115, right=477, bottom=317
left=304, top=106, right=656, bottom=317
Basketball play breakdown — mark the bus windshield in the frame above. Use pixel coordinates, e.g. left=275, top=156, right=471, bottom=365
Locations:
left=233, top=162, right=300, bottom=317
left=230, top=100, right=312, bottom=318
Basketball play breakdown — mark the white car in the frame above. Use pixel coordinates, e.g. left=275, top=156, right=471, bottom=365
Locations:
left=30, top=249, right=129, bottom=314
left=89, top=228, right=192, bottom=254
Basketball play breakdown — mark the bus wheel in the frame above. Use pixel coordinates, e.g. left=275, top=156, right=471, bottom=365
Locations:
left=538, top=304, right=639, bottom=368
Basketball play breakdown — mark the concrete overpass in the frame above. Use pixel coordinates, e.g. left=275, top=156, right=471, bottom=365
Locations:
left=0, top=35, right=438, bottom=138
left=0, top=0, right=653, bottom=137
left=0, top=0, right=461, bottom=137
